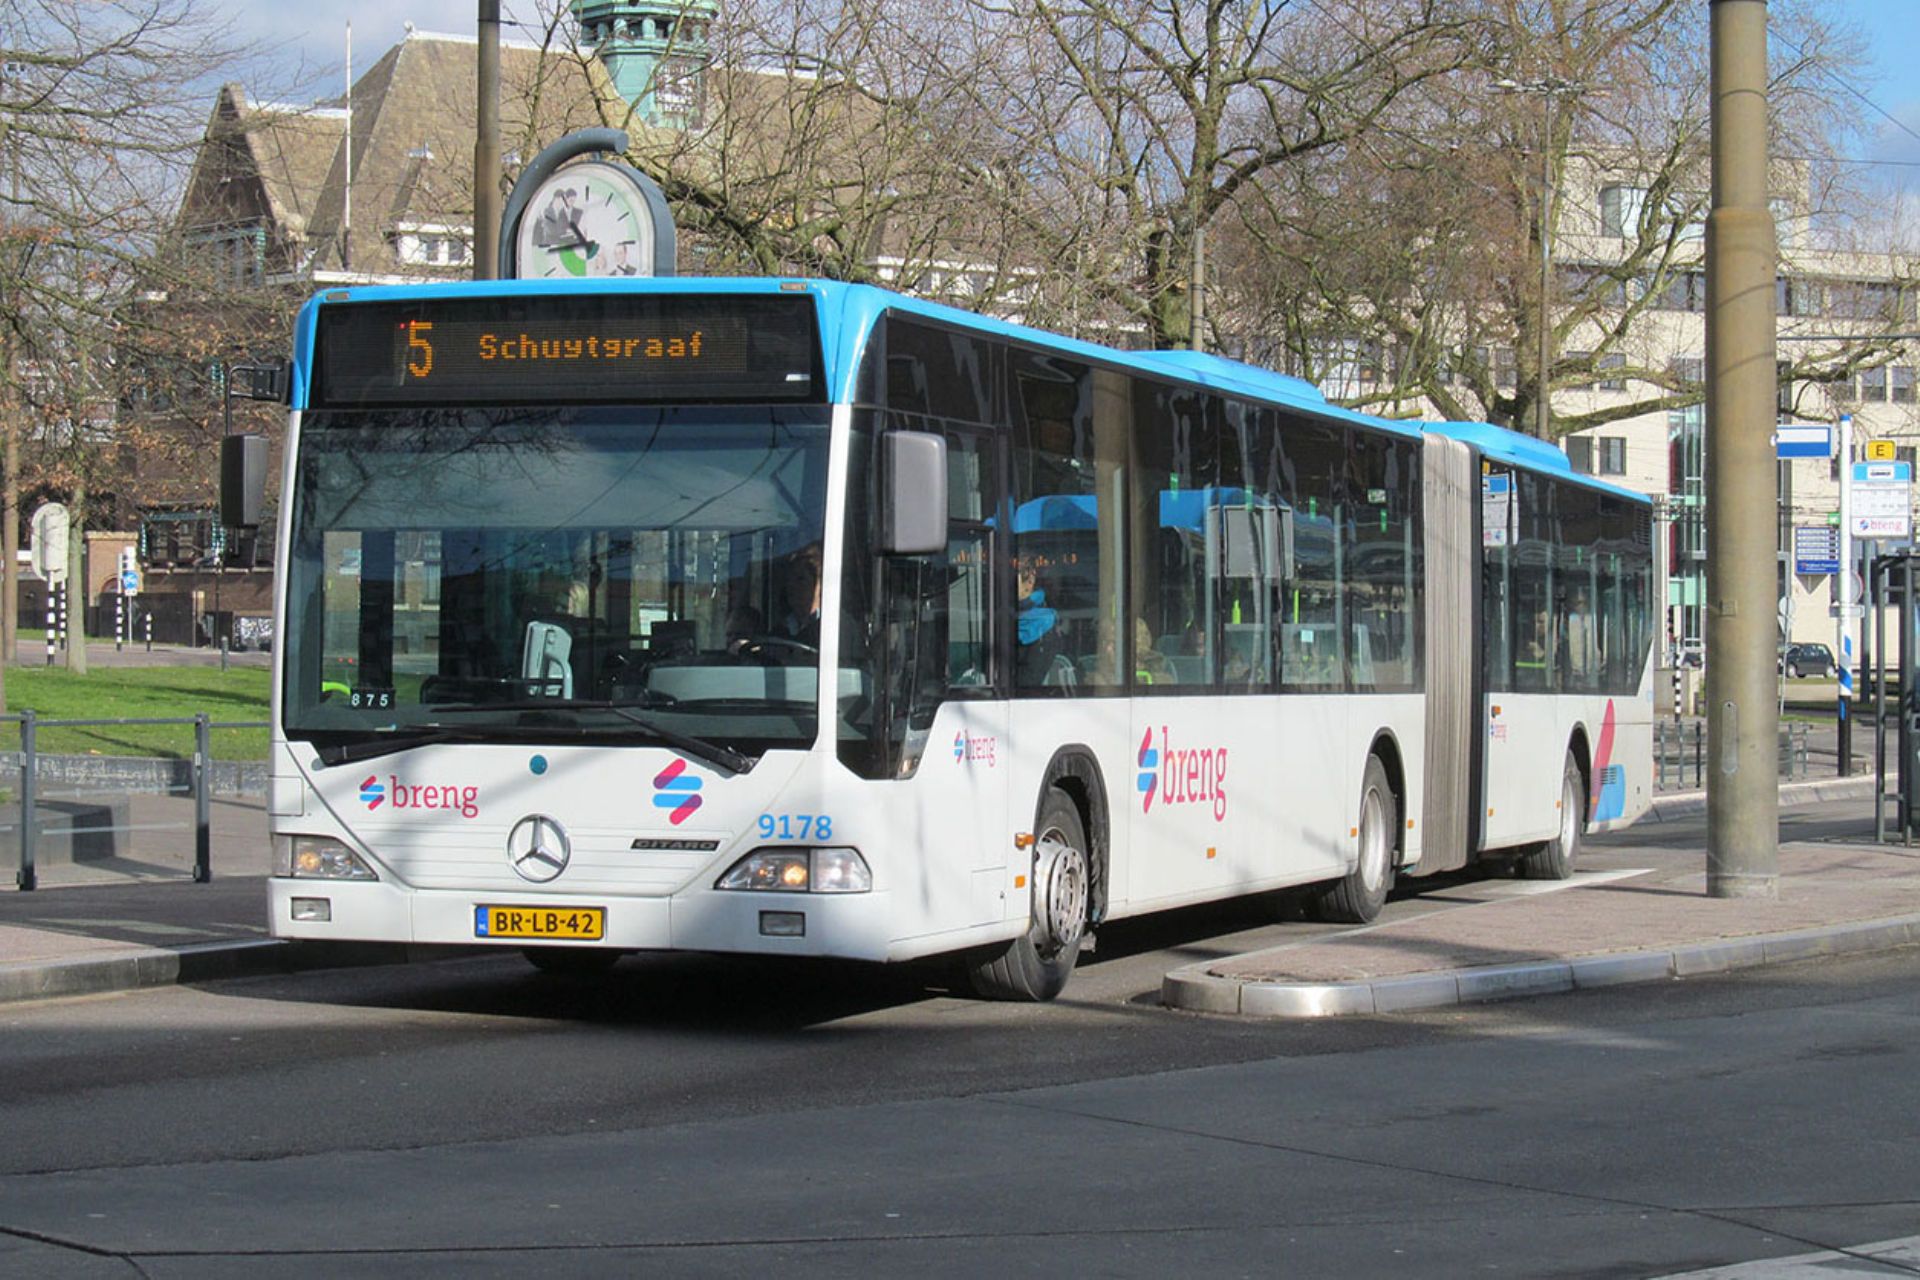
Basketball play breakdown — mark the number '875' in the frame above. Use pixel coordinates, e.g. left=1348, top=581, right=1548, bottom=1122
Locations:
left=759, top=814, right=832, bottom=840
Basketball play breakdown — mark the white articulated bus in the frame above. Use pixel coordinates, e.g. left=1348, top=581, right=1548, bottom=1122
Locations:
left=250, top=277, right=1654, bottom=1000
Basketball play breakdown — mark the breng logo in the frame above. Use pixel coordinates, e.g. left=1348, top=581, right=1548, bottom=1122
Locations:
left=1137, top=726, right=1228, bottom=822
left=1136, top=729, right=1159, bottom=814
left=953, top=730, right=996, bottom=767
left=653, top=758, right=703, bottom=826
left=361, top=775, right=480, bottom=819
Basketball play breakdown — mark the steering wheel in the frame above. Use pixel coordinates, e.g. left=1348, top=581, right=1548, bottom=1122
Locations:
left=736, top=633, right=819, bottom=665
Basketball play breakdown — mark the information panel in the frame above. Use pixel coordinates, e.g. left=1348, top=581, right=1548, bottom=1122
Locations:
left=313, top=293, right=823, bottom=408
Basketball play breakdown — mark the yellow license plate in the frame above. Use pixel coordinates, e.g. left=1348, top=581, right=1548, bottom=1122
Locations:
left=474, top=905, right=605, bottom=941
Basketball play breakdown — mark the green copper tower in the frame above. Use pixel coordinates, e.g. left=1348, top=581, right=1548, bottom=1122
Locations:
left=572, top=0, right=717, bottom=128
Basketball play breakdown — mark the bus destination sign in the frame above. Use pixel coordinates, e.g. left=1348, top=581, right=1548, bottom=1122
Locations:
left=313, top=293, right=822, bottom=407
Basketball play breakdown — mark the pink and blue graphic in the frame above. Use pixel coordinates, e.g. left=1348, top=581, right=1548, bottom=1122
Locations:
left=954, top=731, right=967, bottom=762
left=653, top=758, right=703, bottom=826
left=1137, top=728, right=1158, bottom=814
left=359, top=775, right=385, bottom=810
left=1591, top=700, right=1626, bottom=822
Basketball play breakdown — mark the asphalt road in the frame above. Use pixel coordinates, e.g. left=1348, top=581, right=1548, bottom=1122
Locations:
left=2, top=801, right=1916, bottom=1278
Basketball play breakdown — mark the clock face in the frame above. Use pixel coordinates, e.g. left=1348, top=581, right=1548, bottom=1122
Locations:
left=514, top=161, right=658, bottom=280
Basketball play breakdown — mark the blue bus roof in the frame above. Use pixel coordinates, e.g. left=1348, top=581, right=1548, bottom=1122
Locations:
left=290, top=277, right=1649, bottom=501
left=1427, top=420, right=1651, bottom=504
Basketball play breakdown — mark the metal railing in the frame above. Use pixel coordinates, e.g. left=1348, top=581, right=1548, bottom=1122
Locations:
left=9, top=711, right=268, bottom=891
left=1656, top=719, right=1809, bottom=791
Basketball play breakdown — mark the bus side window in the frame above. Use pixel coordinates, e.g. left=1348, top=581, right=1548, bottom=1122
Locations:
left=1275, top=414, right=1346, bottom=692
left=1011, top=349, right=1124, bottom=694
left=1130, top=383, right=1217, bottom=691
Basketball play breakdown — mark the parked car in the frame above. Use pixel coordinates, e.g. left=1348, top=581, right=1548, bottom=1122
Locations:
left=1780, top=642, right=1835, bottom=678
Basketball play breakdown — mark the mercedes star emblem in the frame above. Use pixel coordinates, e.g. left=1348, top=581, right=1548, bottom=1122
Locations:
left=507, top=814, right=571, bottom=883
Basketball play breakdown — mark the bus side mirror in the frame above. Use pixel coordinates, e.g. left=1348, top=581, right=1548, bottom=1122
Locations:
left=221, top=434, right=268, bottom=529
left=881, top=431, right=947, bottom=555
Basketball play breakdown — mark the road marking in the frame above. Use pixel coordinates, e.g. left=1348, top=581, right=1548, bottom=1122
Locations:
left=1651, top=1235, right=1920, bottom=1277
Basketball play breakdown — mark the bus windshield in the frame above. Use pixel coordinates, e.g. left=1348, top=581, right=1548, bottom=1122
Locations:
left=282, top=404, right=833, bottom=758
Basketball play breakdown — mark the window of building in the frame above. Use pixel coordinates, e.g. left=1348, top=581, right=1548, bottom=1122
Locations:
left=1598, top=437, right=1627, bottom=475
left=1894, top=366, right=1915, bottom=405
left=1861, top=365, right=1888, bottom=403
left=1495, top=347, right=1517, bottom=390
left=1597, top=353, right=1627, bottom=392
left=1599, top=185, right=1648, bottom=238
left=1669, top=355, right=1704, bottom=385
left=1653, top=271, right=1704, bottom=313
left=1776, top=277, right=1822, bottom=318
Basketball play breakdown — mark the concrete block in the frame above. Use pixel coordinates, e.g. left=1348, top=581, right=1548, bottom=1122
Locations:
left=1160, top=966, right=1243, bottom=1015
left=1762, top=930, right=1840, bottom=965
left=1571, top=951, right=1674, bottom=989
left=1673, top=937, right=1767, bottom=976
left=1368, top=973, right=1461, bottom=1013
left=1455, top=962, right=1573, bottom=1005
left=1822, top=919, right=1919, bottom=957
left=1238, top=981, right=1374, bottom=1018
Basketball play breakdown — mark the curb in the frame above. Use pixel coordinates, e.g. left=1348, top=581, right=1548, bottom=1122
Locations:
left=1645, top=771, right=1875, bottom=821
left=0, top=938, right=431, bottom=1007
left=1162, top=913, right=1920, bottom=1019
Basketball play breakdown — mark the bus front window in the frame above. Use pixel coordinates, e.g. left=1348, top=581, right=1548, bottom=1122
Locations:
left=284, top=405, right=833, bottom=758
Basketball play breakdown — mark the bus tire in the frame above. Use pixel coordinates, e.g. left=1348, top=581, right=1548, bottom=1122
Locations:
left=1312, top=755, right=1396, bottom=924
left=1521, top=752, right=1584, bottom=880
left=963, top=787, right=1090, bottom=1002
left=522, top=946, right=623, bottom=976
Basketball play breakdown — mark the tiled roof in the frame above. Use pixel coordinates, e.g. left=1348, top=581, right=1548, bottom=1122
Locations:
left=183, top=32, right=620, bottom=277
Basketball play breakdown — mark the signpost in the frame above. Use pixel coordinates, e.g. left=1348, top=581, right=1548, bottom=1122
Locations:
left=29, top=503, right=68, bottom=668
left=28, top=503, right=67, bottom=584
left=1850, top=460, right=1911, bottom=541
left=1794, top=525, right=1840, bottom=576
left=116, top=548, right=139, bottom=652
left=1774, top=423, right=1833, bottom=459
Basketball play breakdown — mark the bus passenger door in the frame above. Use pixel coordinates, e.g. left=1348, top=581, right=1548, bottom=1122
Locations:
left=897, top=427, right=1008, bottom=930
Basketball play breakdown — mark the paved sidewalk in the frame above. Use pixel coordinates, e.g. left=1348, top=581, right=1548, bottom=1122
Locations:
left=1167, top=776, right=1916, bottom=1018
left=0, top=773, right=1903, bottom=1012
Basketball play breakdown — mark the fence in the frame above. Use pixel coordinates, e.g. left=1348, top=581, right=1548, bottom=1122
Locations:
left=1656, top=719, right=1809, bottom=791
left=8, top=711, right=268, bottom=891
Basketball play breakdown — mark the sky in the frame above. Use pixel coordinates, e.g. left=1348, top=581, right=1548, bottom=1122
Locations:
left=215, top=0, right=1920, bottom=207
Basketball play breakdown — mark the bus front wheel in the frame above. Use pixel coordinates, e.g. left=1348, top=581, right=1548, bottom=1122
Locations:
left=963, top=787, right=1090, bottom=1002
left=1310, top=755, right=1396, bottom=924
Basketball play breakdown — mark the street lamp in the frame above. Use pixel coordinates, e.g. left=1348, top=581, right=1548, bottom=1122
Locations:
left=1493, top=76, right=1582, bottom=440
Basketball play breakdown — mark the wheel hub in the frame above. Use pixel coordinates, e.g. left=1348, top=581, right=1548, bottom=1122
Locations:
left=1030, top=831, right=1088, bottom=957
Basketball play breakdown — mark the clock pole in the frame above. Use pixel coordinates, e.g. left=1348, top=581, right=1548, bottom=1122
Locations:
left=498, top=130, right=676, bottom=279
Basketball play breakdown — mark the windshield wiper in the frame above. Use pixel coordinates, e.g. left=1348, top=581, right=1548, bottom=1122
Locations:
left=425, top=698, right=753, bottom=776
left=311, top=724, right=495, bottom=767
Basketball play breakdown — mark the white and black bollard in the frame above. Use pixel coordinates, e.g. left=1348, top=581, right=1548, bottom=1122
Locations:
left=43, top=590, right=53, bottom=667
left=115, top=592, right=124, bottom=652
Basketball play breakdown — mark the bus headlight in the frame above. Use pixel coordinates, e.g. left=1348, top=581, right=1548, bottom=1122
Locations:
left=287, top=835, right=379, bottom=881
left=716, top=847, right=871, bottom=893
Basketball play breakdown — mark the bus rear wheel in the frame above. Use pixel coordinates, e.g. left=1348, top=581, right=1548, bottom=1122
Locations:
left=522, top=946, right=624, bottom=976
left=1310, top=755, right=1396, bottom=924
left=1520, top=752, right=1584, bottom=880
left=963, top=787, right=1089, bottom=1002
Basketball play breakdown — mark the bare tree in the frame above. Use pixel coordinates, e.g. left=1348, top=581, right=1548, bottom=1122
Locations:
left=1, top=0, right=268, bottom=677
left=1214, top=0, right=1908, bottom=436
